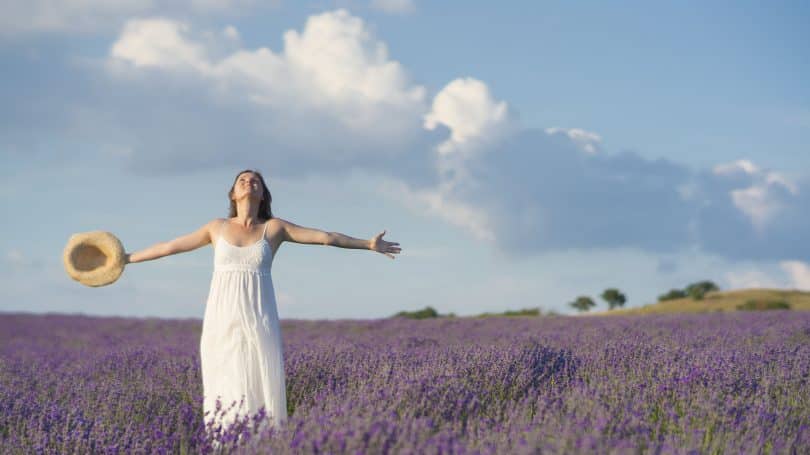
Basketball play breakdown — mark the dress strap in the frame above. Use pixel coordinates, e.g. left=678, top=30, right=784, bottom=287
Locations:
left=261, top=220, right=269, bottom=240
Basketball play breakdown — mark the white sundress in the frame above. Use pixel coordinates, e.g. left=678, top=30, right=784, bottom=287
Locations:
left=200, top=218, right=288, bottom=438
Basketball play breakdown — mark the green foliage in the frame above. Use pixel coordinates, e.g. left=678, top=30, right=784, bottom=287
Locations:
left=685, top=280, right=720, bottom=300
left=392, top=306, right=441, bottom=319
left=475, top=307, right=542, bottom=318
left=658, top=289, right=687, bottom=301
left=658, top=281, right=720, bottom=302
left=736, top=299, right=791, bottom=311
left=392, top=306, right=544, bottom=320
left=569, top=296, right=596, bottom=312
left=501, top=308, right=541, bottom=317
left=601, top=288, right=627, bottom=310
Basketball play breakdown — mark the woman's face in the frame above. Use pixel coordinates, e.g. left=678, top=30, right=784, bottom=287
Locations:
left=232, top=172, right=263, bottom=203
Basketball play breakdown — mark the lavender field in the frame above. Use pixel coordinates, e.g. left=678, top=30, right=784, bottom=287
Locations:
left=1, top=312, right=808, bottom=454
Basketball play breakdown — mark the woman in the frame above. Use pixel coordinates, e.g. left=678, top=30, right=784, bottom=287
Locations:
left=122, top=169, right=402, bottom=442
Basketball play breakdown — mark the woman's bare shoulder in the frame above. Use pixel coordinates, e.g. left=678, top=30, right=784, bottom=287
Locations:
left=206, top=217, right=228, bottom=233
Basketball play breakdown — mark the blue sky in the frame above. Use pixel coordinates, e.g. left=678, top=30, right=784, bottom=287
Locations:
left=2, top=0, right=809, bottom=319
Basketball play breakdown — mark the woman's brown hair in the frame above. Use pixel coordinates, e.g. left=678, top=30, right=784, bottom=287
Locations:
left=228, top=169, right=274, bottom=220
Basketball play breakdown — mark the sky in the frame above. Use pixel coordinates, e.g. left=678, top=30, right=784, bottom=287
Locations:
left=2, top=0, right=809, bottom=320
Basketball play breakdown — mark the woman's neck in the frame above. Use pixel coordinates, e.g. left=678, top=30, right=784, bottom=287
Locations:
left=233, top=202, right=261, bottom=227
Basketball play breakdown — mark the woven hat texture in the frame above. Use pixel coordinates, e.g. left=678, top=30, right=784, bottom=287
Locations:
left=63, top=231, right=126, bottom=287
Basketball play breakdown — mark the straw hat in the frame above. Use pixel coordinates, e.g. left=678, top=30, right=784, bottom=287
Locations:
left=63, top=231, right=126, bottom=287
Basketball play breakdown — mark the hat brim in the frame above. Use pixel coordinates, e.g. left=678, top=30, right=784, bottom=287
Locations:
left=63, top=231, right=126, bottom=287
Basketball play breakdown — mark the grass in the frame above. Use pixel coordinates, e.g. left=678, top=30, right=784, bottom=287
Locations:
left=590, top=288, right=810, bottom=316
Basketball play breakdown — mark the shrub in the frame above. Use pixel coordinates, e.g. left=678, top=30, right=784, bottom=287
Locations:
left=658, top=281, right=720, bottom=302
left=685, top=281, right=720, bottom=300
left=392, top=306, right=441, bottom=319
left=658, top=289, right=687, bottom=301
left=736, top=299, right=791, bottom=311
left=501, top=308, right=541, bottom=317
left=474, top=308, right=542, bottom=318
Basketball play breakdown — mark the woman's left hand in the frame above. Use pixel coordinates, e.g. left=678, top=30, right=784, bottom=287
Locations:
left=370, top=230, right=401, bottom=259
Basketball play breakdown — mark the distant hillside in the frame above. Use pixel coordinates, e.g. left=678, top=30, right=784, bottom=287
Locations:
left=591, top=288, right=810, bottom=315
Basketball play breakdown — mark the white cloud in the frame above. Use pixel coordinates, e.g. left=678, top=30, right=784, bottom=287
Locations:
left=712, top=158, right=798, bottom=195
left=780, top=260, right=810, bottom=290
left=545, top=127, right=603, bottom=154
left=378, top=178, right=496, bottom=242
left=107, top=11, right=428, bottom=152
left=370, top=0, right=415, bottom=14
left=424, top=77, right=512, bottom=156
left=712, top=158, right=800, bottom=231
left=111, top=19, right=210, bottom=72
left=729, top=186, right=784, bottom=231
left=222, top=25, right=240, bottom=41
left=724, top=269, right=785, bottom=290
left=713, top=158, right=759, bottom=176
left=724, top=260, right=810, bottom=291
left=7, top=6, right=809, bottom=267
left=764, top=171, right=799, bottom=195
left=0, top=0, right=270, bottom=36
left=278, top=11, right=426, bottom=117
left=377, top=77, right=518, bottom=243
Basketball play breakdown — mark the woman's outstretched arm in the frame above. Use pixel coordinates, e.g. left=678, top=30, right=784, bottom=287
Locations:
left=279, top=217, right=401, bottom=259
left=125, top=219, right=218, bottom=264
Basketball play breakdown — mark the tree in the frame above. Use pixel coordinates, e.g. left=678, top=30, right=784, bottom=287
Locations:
left=569, top=296, right=596, bottom=312
left=684, top=280, right=719, bottom=300
left=393, top=306, right=440, bottom=319
left=601, top=288, right=627, bottom=310
left=658, top=289, right=687, bottom=301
